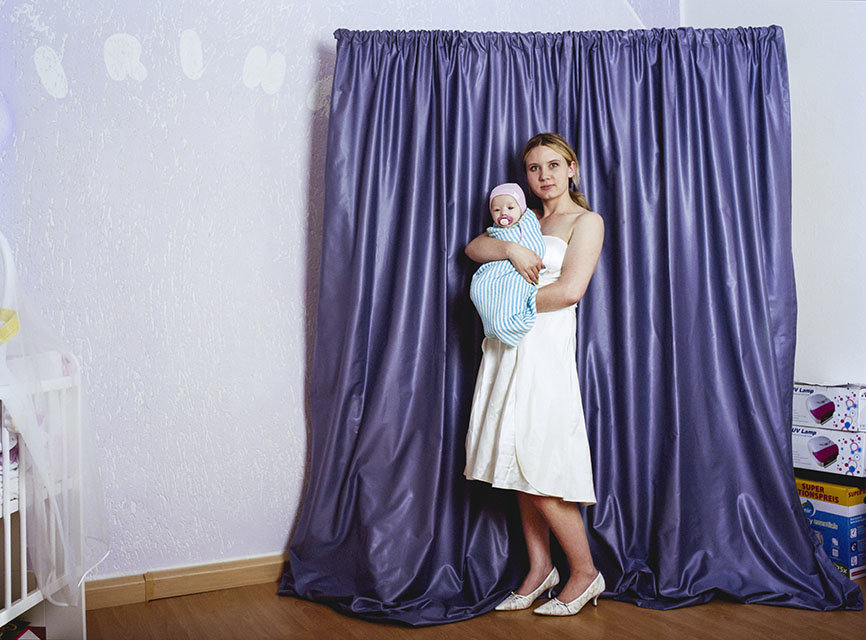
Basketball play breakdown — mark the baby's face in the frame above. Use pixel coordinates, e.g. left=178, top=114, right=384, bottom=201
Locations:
left=490, top=195, right=522, bottom=228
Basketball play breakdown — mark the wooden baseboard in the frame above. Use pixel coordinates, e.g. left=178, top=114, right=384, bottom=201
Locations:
left=85, top=553, right=289, bottom=610
left=85, top=574, right=147, bottom=610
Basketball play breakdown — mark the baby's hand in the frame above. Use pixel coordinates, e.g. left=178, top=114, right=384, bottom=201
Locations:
left=505, top=243, right=544, bottom=284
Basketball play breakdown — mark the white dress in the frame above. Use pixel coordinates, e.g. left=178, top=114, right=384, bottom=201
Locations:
left=464, top=235, right=596, bottom=504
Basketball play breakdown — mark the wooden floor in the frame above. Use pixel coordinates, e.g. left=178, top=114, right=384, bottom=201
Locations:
left=86, top=579, right=866, bottom=640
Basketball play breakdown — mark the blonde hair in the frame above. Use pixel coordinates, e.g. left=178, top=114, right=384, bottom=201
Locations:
left=522, top=133, right=590, bottom=210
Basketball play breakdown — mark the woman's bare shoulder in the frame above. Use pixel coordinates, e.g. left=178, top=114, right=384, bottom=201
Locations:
left=565, top=209, right=603, bottom=243
left=574, top=208, right=603, bottom=227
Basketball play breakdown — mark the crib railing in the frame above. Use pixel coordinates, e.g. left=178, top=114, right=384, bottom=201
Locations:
left=0, top=363, right=87, bottom=638
left=0, top=400, right=41, bottom=626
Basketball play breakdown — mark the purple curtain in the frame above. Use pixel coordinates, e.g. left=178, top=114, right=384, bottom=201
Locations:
left=279, top=28, right=863, bottom=625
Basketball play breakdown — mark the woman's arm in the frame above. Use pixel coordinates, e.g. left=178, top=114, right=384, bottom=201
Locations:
left=465, top=232, right=544, bottom=284
left=535, top=211, right=604, bottom=313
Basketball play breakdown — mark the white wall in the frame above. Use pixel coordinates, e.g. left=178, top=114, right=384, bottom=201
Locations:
left=681, top=0, right=866, bottom=384
left=0, top=1, right=672, bottom=578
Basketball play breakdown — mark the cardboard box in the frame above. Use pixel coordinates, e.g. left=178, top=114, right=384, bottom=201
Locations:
left=796, top=478, right=866, bottom=579
left=793, top=383, right=866, bottom=432
left=791, top=426, right=865, bottom=477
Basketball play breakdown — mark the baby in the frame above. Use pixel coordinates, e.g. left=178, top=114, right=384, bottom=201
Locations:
left=470, top=183, right=545, bottom=347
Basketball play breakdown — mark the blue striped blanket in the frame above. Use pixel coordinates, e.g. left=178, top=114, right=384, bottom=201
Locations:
left=469, top=210, right=545, bottom=347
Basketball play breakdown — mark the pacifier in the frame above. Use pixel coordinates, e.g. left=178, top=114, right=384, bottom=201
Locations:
left=497, top=216, right=513, bottom=227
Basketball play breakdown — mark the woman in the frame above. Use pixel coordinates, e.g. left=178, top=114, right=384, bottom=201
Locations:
left=464, top=133, right=605, bottom=617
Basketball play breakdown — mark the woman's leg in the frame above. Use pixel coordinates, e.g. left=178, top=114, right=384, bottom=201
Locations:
left=529, top=495, right=598, bottom=602
left=514, top=492, right=555, bottom=594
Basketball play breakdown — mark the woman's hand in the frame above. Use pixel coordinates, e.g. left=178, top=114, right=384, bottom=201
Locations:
left=465, top=233, right=543, bottom=283
left=505, top=242, right=544, bottom=284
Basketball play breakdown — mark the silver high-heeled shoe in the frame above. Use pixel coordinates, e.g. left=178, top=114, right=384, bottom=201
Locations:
left=533, top=571, right=605, bottom=616
left=494, top=567, right=560, bottom=611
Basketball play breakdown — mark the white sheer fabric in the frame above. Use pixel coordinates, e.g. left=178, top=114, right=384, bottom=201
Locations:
left=0, top=231, right=109, bottom=606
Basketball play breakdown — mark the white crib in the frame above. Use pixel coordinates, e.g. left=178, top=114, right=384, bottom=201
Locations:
left=0, top=356, right=87, bottom=638
left=0, top=231, right=88, bottom=639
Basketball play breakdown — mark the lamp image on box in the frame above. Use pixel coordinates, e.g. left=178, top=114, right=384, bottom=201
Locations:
left=806, top=393, right=836, bottom=424
left=808, top=435, right=839, bottom=467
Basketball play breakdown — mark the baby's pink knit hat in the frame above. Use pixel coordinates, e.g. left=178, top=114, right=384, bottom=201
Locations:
left=489, top=182, right=527, bottom=212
